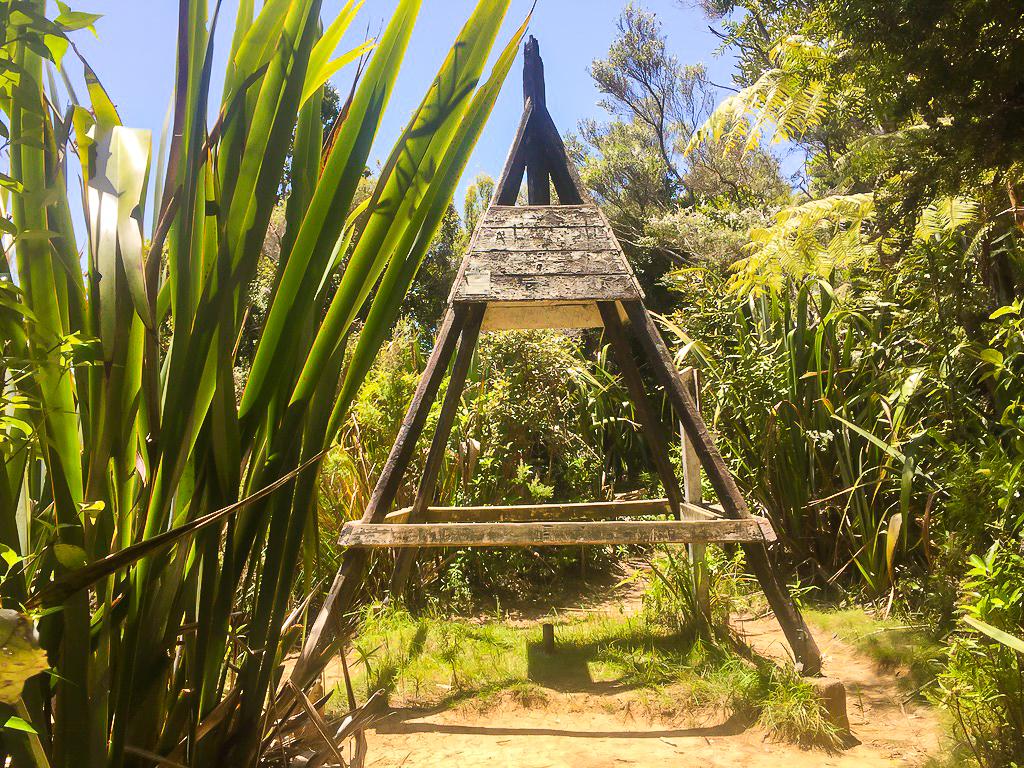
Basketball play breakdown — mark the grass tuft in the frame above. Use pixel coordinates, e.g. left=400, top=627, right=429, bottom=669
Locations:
left=754, top=663, right=846, bottom=751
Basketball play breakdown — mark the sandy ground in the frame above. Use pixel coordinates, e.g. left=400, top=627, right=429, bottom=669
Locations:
left=356, top=609, right=944, bottom=768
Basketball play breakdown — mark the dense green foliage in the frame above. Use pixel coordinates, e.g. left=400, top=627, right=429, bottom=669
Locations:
left=623, top=0, right=1024, bottom=762
left=0, top=0, right=526, bottom=765
left=5, top=0, right=1024, bottom=763
left=319, top=321, right=661, bottom=608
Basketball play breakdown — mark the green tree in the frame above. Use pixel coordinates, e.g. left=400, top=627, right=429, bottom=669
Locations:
left=572, top=4, right=791, bottom=308
left=463, top=171, right=494, bottom=234
left=692, top=0, right=1024, bottom=303
left=399, top=202, right=463, bottom=333
left=591, top=3, right=713, bottom=186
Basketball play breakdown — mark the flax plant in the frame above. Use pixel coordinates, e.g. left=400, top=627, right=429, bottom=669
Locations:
left=661, top=276, right=931, bottom=596
left=0, top=0, right=527, bottom=765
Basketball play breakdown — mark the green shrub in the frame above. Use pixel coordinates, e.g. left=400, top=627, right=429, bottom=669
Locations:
left=936, top=543, right=1024, bottom=767
left=643, top=545, right=754, bottom=635
left=322, top=325, right=644, bottom=605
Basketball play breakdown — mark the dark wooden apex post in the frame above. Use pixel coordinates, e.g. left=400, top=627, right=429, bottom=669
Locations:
left=523, top=36, right=546, bottom=108
left=523, top=36, right=550, bottom=205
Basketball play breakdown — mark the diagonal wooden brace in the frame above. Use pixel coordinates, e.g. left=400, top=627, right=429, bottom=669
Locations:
left=598, top=301, right=685, bottom=519
left=389, top=304, right=486, bottom=599
left=622, top=300, right=822, bottom=676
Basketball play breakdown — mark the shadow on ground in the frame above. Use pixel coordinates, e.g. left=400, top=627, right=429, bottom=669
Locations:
left=374, top=709, right=753, bottom=739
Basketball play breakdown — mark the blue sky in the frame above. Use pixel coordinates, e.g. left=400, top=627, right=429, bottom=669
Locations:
left=70, top=0, right=739, bottom=220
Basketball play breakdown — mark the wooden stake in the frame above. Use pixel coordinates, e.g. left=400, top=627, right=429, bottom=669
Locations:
left=542, top=623, right=555, bottom=654
left=622, top=300, right=822, bottom=676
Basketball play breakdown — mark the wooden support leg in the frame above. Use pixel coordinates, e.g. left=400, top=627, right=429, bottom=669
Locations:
left=361, top=306, right=469, bottom=524
left=525, top=131, right=551, bottom=205
left=597, top=302, right=685, bottom=518
left=389, top=305, right=486, bottom=600
left=287, top=306, right=469, bottom=687
left=622, top=301, right=822, bottom=676
left=679, top=368, right=711, bottom=623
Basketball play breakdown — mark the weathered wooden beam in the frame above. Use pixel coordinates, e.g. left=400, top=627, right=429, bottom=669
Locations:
left=481, top=302, right=603, bottom=331
left=356, top=306, right=468, bottom=526
left=525, top=131, right=550, bottom=205
left=340, top=518, right=776, bottom=548
left=523, top=35, right=546, bottom=109
left=477, top=206, right=598, bottom=226
left=522, top=37, right=550, bottom=205
left=679, top=366, right=711, bottom=620
left=681, top=501, right=720, bottom=520
left=457, top=272, right=640, bottom=303
left=389, top=305, right=486, bottom=599
left=385, top=500, right=719, bottom=523
left=598, top=301, right=685, bottom=520
left=296, top=307, right=468, bottom=684
left=534, top=107, right=584, bottom=205
left=622, top=300, right=822, bottom=676
left=493, top=101, right=533, bottom=206
left=385, top=498, right=682, bottom=523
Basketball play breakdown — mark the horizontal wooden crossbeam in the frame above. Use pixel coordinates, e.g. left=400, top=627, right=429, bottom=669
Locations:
left=338, top=518, right=775, bottom=548
left=383, top=499, right=723, bottom=524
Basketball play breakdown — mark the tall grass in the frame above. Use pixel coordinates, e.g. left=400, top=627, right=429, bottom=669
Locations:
left=0, top=0, right=527, bottom=765
left=663, top=271, right=935, bottom=595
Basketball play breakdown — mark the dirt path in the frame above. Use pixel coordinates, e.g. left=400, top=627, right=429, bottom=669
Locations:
left=360, top=606, right=943, bottom=768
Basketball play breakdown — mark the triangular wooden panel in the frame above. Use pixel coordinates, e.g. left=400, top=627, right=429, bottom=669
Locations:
left=447, top=34, right=646, bottom=332
left=450, top=203, right=643, bottom=330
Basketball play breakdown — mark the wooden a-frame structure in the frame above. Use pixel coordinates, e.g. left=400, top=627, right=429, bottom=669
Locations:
left=337, top=37, right=822, bottom=675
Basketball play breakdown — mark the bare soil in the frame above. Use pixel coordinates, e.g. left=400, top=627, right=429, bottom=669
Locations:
left=344, top=563, right=944, bottom=767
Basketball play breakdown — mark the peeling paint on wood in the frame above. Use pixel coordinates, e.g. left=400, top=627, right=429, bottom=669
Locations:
left=338, top=518, right=776, bottom=548
left=452, top=202, right=642, bottom=303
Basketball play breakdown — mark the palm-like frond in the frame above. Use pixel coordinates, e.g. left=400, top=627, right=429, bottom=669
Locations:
left=732, top=193, right=876, bottom=295
left=915, top=196, right=980, bottom=242
left=684, top=36, right=850, bottom=156
left=0, top=0, right=526, bottom=764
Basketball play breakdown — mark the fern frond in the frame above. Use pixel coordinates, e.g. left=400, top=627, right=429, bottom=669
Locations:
left=685, top=36, right=836, bottom=158
left=729, top=194, right=875, bottom=295
left=914, top=196, right=979, bottom=241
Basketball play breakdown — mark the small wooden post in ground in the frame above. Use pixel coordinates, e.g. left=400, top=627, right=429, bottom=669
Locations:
left=542, top=623, right=556, bottom=655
